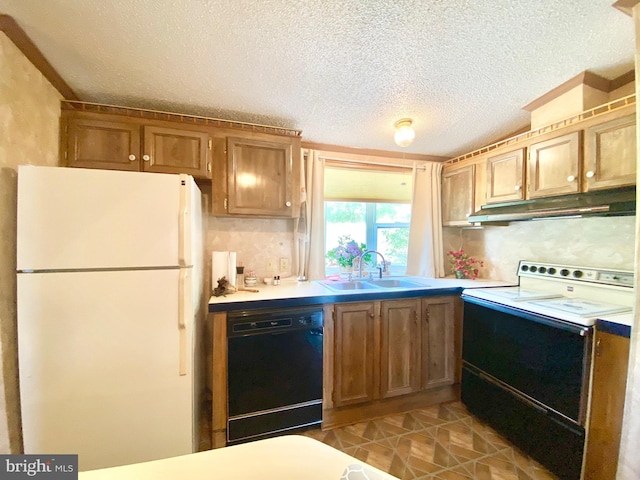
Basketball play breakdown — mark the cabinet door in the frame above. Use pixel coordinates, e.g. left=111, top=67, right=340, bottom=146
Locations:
left=442, top=165, right=475, bottom=226
left=332, top=302, right=377, bottom=407
left=379, top=299, right=420, bottom=399
left=65, top=117, right=141, bottom=171
left=584, top=331, right=630, bottom=480
left=227, top=137, right=293, bottom=216
left=421, top=297, right=455, bottom=389
left=584, top=115, right=636, bottom=191
left=528, top=131, right=581, bottom=198
left=143, top=126, right=210, bottom=179
left=486, top=149, right=525, bottom=203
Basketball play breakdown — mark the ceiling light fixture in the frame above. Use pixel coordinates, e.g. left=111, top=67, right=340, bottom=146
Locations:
left=394, top=118, right=415, bottom=147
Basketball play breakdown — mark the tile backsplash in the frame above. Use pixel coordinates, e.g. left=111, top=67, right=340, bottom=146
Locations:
left=206, top=215, right=295, bottom=290
left=443, top=215, right=636, bottom=283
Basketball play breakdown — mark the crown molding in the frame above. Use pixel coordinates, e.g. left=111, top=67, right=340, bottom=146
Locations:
left=0, top=14, right=77, bottom=100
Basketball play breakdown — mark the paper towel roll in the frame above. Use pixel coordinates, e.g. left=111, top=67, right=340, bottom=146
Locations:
left=212, top=251, right=237, bottom=288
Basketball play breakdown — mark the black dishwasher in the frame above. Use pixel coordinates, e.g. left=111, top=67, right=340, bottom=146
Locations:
left=227, top=306, right=323, bottom=445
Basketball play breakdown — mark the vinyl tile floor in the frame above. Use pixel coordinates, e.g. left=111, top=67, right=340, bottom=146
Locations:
left=302, top=401, right=559, bottom=480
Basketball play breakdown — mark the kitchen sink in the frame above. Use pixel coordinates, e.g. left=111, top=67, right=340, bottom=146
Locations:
left=366, top=278, right=426, bottom=289
left=320, top=277, right=428, bottom=292
left=320, top=280, right=380, bottom=291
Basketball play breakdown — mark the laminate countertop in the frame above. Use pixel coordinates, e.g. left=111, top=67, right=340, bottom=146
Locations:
left=208, top=276, right=513, bottom=312
left=79, top=435, right=397, bottom=480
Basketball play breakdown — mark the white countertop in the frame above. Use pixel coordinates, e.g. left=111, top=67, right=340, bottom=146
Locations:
left=208, top=275, right=513, bottom=310
left=597, top=312, right=633, bottom=327
left=79, top=435, right=398, bottom=480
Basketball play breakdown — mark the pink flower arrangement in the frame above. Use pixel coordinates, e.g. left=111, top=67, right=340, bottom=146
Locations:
left=447, top=249, right=483, bottom=280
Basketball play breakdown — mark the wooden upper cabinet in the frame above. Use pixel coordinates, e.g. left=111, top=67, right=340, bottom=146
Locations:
left=584, top=115, right=637, bottom=191
left=421, top=297, right=455, bottom=389
left=142, top=126, right=210, bottom=178
left=65, top=117, right=141, bottom=171
left=486, top=148, right=525, bottom=204
left=379, top=299, right=420, bottom=399
left=584, top=330, right=630, bottom=480
left=332, top=302, right=377, bottom=408
left=442, top=165, right=475, bottom=226
left=527, top=131, right=582, bottom=198
left=62, top=112, right=211, bottom=179
left=227, top=137, right=294, bottom=216
left=212, top=134, right=300, bottom=218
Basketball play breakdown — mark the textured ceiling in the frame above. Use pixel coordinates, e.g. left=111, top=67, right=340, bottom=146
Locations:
left=0, top=0, right=635, bottom=157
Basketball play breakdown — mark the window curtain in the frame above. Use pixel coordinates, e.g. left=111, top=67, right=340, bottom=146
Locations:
left=294, top=150, right=326, bottom=280
left=406, top=162, right=445, bottom=278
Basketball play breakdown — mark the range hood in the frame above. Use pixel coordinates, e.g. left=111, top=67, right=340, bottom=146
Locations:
left=467, top=186, right=636, bottom=223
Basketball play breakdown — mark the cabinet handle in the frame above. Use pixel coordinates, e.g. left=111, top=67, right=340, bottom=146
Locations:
left=128, top=154, right=136, bottom=161
left=567, top=175, right=576, bottom=182
left=596, top=338, right=601, bottom=357
left=585, top=170, right=595, bottom=178
left=425, top=308, right=430, bottom=323
left=285, top=201, right=292, bottom=207
left=369, top=313, right=374, bottom=318
left=514, top=185, right=521, bottom=191
left=143, top=154, right=151, bottom=162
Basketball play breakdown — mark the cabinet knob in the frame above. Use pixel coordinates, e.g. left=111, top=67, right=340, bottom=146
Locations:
left=128, top=154, right=136, bottom=161
left=514, top=185, right=521, bottom=191
left=585, top=171, right=595, bottom=178
left=143, top=154, right=151, bottom=162
left=567, top=175, right=576, bottom=182
left=285, top=201, right=292, bottom=207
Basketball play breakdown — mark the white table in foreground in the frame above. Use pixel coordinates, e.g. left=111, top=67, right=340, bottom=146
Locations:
left=79, top=435, right=398, bottom=480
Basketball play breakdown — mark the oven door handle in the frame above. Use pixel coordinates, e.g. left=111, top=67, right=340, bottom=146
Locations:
left=462, top=295, right=592, bottom=336
left=476, top=370, right=548, bottom=415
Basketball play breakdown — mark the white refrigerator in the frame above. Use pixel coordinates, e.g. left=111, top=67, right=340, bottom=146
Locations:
left=16, top=165, right=203, bottom=471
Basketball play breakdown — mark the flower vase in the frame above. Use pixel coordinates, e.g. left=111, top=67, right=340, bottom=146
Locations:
left=339, top=266, right=353, bottom=279
left=455, top=270, right=466, bottom=279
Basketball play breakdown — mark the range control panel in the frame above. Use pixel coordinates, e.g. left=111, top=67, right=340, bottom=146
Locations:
left=517, top=261, right=634, bottom=287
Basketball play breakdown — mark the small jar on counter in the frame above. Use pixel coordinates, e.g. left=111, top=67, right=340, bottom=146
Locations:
left=244, top=270, right=258, bottom=287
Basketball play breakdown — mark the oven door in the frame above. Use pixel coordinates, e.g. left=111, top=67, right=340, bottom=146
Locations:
left=461, top=295, right=592, bottom=480
left=462, top=296, right=592, bottom=424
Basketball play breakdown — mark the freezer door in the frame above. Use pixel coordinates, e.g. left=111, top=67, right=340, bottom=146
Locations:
left=17, top=166, right=185, bottom=270
left=17, top=269, right=194, bottom=471
left=178, top=174, right=202, bottom=268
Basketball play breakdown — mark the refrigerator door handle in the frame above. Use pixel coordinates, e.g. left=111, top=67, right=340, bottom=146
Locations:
left=178, top=174, right=191, bottom=267
left=178, top=269, right=191, bottom=376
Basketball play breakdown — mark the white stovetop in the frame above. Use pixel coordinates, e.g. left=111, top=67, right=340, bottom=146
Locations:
left=462, top=286, right=634, bottom=327
left=208, top=276, right=512, bottom=306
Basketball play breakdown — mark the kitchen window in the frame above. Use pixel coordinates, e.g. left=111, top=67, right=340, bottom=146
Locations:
left=323, top=163, right=413, bottom=276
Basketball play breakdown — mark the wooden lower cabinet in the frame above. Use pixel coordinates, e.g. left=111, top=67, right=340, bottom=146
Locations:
left=584, top=330, right=630, bottom=480
left=332, top=302, right=377, bottom=407
left=380, top=299, right=421, bottom=399
left=325, top=296, right=459, bottom=427
left=421, top=297, right=456, bottom=389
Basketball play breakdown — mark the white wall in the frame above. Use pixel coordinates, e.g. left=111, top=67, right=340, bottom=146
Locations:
left=618, top=4, right=640, bottom=478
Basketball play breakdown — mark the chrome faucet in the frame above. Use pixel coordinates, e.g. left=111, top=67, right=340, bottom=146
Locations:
left=358, top=250, right=386, bottom=279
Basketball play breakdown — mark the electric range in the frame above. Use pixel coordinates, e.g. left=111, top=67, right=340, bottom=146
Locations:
left=462, top=261, right=634, bottom=326
left=460, top=260, right=634, bottom=480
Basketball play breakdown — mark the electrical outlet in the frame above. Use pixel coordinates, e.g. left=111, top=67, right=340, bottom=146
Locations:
left=266, top=257, right=277, bottom=273
left=279, top=257, right=289, bottom=272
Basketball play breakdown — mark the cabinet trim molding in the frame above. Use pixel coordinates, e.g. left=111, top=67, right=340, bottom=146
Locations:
left=62, top=100, right=302, bottom=138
